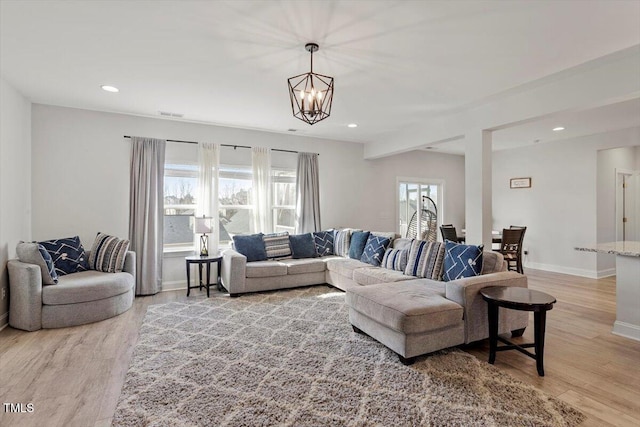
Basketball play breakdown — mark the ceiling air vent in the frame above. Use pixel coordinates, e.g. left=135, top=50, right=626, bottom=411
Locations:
left=158, top=111, right=184, bottom=118
left=287, top=128, right=297, bottom=132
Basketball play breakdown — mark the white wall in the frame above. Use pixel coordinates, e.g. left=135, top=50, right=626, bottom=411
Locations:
left=31, top=105, right=465, bottom=291
left=359, top=150, right=465, bottom=232
left=0, top=77, right=32, bottom=327
left=493, top=126, right=640, bottom=278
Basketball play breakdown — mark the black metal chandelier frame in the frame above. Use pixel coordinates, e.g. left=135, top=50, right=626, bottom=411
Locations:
left=287, top=43, right=334, bottom=125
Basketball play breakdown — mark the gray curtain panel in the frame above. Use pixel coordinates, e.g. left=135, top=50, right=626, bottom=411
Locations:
left=295, top=152, right=321, bottom=233
left=129, top=136, right=166, bottom=295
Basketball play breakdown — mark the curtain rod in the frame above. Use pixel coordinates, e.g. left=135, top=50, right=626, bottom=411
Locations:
left=123, top=135, right=318, bottom=155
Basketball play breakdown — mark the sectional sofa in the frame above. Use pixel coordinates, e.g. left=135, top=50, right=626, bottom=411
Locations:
left=221, top=232, right=528, bottom=363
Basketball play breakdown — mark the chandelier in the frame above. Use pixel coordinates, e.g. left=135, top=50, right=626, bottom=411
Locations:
left=288, top=43, right=334, bottom=125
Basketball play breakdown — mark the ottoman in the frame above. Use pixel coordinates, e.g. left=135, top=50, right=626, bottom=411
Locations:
left=346, top=280, right=465, bottom=365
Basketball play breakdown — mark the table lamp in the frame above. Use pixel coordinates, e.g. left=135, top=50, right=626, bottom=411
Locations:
left=194, top=215, right=213, bottom=256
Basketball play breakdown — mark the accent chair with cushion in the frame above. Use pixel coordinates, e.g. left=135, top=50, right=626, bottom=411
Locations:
left=8, top=235, right=136, bottom=331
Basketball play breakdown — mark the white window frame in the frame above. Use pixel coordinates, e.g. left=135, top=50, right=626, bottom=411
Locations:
left=396, top=176, right=445, bottom=239
left=272, top=169, right=296, bottom=234
left=218, top=164, right=254, bottom=245
left=163, top=163, right=198, bottom=253
left=163, top=162, right=298, bottom=251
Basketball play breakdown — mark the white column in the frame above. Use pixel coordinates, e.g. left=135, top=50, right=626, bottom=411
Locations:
left=464, top=129, right=493, bottom=249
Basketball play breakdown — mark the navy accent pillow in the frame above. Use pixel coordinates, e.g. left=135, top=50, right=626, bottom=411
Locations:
left=313, top=230, right=334, bottom=256
left=361, top=235, right=391, bottom=266
left=289, top=233, right=318, bottom=259
left=348, top=231, right=370, bottom=259
left=443, top=240, right=484, bottom=282
left=39, top=236, right=89, bottom=276
left=233, top=233, right=267, bottom=262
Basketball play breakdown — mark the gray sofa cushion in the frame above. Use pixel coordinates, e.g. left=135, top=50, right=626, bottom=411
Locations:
left=392, top=237, right=413, bottom=250
left=16, top=242, right=58, bottom=285
left=346, top=281, right=463, bottom=334
left=398, top=278, right=445, bottom=296
left=325, top=257, right=369, bottom=279
left=280, top=259, right=326, bottom=275
left=43, top=270, right=134, bottom=305
left=352, top=267, right=412, bottom=286
left=245, top=261, right=287, bottom=278
left=481, top=251, right=506, bottom=274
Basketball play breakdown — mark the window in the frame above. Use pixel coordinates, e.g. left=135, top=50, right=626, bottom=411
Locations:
left=398, top=178, right=443, bottom=240
left=217, top=165, right=297, bottom=244
left=163, top=158, right=296, bottom=250
left=164, top=164, right=198, bottom=250
left=272, top=169, right=296, bottom=233
left=218, top=165, right=253, bottom=245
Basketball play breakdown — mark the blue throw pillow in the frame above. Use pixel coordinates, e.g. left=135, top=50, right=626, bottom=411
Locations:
left=348, top=231, right=370, bottom=260
left=233, top=233, right=267, bottom=262
left=39, top=236, right=89, bottom=276
left=443, top=240, right=484, bottom=282
left=313, top=230, right=334, bottom=256
left=289, top=233, right=318, bottom=259
left=361, top=235, right=391, bottom=266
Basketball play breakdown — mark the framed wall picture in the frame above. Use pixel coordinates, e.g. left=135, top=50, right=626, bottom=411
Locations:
left=510, top=177, right=532, bottom=189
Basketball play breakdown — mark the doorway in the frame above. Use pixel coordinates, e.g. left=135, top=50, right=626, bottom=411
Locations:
left=397, top=178, right=443, bottom=240
left=616, top=169, right=640, bottom=241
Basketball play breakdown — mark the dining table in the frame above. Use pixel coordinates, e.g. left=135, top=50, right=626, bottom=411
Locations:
left=458, top=230, right=503, bottom=244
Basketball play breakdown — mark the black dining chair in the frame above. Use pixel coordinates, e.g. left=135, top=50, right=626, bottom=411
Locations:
left=440, top=224, right=460, bottom=243
left=499, top=227, right=527, bottom=274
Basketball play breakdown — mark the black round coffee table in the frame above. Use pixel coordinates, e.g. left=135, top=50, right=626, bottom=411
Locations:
left=480, top=286, right=556, bottom=376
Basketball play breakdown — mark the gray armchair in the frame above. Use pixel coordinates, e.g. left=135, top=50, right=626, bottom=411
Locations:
left=7, top=251, right=136, bottom=331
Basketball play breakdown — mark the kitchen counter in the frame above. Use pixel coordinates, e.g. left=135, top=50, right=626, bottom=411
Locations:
left=575, top=241, right=640, bottom=341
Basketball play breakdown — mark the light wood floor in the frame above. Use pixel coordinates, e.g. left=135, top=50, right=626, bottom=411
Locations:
left=0, top=269, right=639, bottom=427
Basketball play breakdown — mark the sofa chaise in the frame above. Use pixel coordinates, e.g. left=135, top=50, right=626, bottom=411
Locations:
left=221, top=233, right=528, bottom=362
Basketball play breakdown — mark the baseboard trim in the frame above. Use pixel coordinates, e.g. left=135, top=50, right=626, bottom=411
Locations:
left=162, top=280, right=187, bottom=292
left=596, top=268, right=616, bottom=279
left=0, top=312, right=8, bottom=331
left=525, top=262, right=602, bottom=278
left=612, top=321, right=640, bottom=342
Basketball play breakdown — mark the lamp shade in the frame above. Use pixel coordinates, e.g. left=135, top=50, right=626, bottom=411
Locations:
left=194, top=216, right=213, bottom=234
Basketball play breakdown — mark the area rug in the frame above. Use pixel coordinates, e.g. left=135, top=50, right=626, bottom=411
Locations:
left=113, top=286, right=584, bottom=427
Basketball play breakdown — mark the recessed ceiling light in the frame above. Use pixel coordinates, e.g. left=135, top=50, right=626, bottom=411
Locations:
left=552, top=126, right=565, bottom=131
left=101, top=85, right=119, bottom=93
left=347, top=123, right=358, bottom=128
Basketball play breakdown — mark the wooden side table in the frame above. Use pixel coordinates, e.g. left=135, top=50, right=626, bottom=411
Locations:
left=480, top=286, right=556, bottom=376
left=185, top=254, right=223, bottom=297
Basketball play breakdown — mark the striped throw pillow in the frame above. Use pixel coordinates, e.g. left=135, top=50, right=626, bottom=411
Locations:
left=89, top=233, right=130, bottom=273
left=404, top=240, right=445, bottom=280
left=333, top=229, right=352, bottom=257
left=381, top=248, right=409, bottom=272
left=263, top=232, right=292, bottom=259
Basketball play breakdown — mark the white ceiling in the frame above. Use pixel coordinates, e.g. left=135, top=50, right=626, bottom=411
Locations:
left=426, top=98, right=640, bottom=155
left=1, top=0, right=639, bottom=149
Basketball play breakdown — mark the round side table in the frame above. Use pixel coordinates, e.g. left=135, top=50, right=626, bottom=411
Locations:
left=185, top=253, right=223, bottom=297
left=480, top=286, right=556, bottom=376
